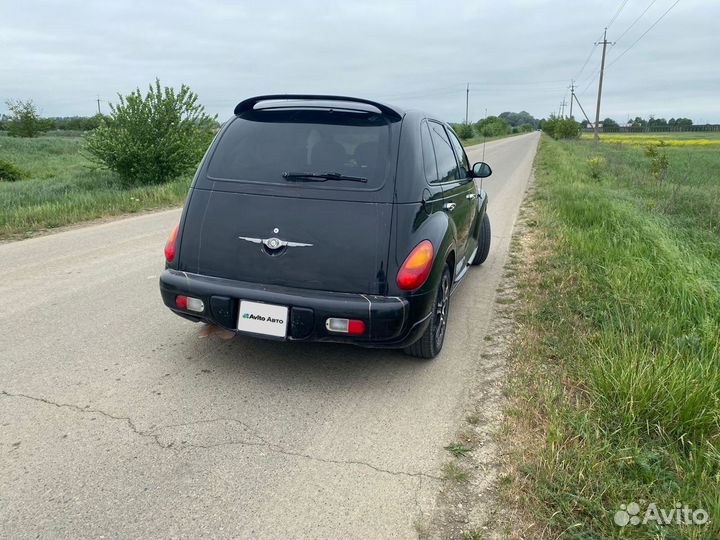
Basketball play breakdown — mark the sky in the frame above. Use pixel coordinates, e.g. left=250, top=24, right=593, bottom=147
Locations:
left=2, top=0, right=718, bottom=124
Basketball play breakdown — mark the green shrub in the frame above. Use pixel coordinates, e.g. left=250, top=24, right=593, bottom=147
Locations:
left=542, top=115, right=581, bottom=139
left=0, top=159, right=27, bottom=181
left=644, top=144, right=669, bottom=181
left=84, top=79, right=217, bottom=185
left=453, top=123, right=475, bottom=140
left=586, top=155, right=606, bottom=181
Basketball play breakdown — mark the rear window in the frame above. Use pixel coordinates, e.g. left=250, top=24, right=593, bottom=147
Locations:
left=206, top=109, right=393, bottom=189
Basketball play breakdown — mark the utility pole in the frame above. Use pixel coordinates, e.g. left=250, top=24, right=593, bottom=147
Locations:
left=465, top=83, right=469, bottom=125
left=96, top=96, right=102, bottom=115
left=569, top=80, right=575, bottom=119
left=593, top=28, right=612, bottom=143
left=560, top=98, right=568, bottom=118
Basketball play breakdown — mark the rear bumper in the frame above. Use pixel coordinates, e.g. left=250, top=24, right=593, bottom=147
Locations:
left=159, top=269, right=433, bottom=348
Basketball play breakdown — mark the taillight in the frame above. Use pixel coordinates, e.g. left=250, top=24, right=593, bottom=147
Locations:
left=164, top=224, right=179, bottom=263
left=175, top=295, right=204, bottom=313
left=397, top=240, right=435, bottom=291
left=326, top=318, right=367, bottom=335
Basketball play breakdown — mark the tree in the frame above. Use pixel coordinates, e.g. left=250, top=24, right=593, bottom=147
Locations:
left=85, top=79, right=217, bottom=185
left=52, top=114, right=106, bottom=131
left=647, top=116, right=668, bottom=128
left=499, top=111, right=539, bottom=128
left=670, top=117, right=693, bottom=129
left=602, top=117, right=619, bottom=128
left=5, top=99, right=50, bottom=137
left=475, top=116, right=511, bottom=137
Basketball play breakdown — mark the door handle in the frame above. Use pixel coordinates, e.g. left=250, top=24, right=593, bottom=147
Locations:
left=443, top=202, right=457, bottom=212
left=466, top=193, right=477, bottom=200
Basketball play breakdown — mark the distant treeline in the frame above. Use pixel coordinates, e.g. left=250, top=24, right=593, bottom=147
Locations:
left=0, top=113, right=105, bottom=132
left=581, top=115, right=720, bottom=132
left=452, top=111, right=539, bottom=139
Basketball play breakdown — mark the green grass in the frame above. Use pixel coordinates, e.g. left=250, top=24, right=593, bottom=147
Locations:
left=445, top=442, right=472, bottom=457
left=442, top=462, right=468, bottom=483
left=0, top=136, right=190, bottom=239
left=504, top=135, right=720, bottom=538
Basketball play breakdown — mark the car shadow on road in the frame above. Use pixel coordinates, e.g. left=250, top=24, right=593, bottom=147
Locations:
left=174, top=325, right=435, bottom=393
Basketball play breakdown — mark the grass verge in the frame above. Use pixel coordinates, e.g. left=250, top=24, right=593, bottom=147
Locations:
left=500, top=135, right=720, bottom=538
left=0, top=136, right=189, bottom=240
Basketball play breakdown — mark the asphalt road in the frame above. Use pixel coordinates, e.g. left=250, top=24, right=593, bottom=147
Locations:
left=0, top=132, right=540, bottom=539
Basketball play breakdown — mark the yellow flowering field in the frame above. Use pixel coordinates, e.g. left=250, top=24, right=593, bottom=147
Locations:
left=580, top=132, right=720, bottom=146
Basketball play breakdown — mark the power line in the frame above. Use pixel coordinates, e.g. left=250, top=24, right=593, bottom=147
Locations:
left=378, top=80, right=567, bottom=101
left=608, top=0, right=680, bottom=68
left=575, top=31, right=605, bottom=80
left=579, top=69, right=601, bottom=96
left=606, top=0, right=630, bottom=29
left=575, top=44, right=597, bottom=81
left=615, top=0, right=659, bottom=43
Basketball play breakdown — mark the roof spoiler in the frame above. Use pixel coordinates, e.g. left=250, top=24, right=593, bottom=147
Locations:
left=233, top=94, right=403, bottom=121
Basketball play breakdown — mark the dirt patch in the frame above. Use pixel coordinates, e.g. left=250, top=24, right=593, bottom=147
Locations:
left=417, top=182, right=538, bottom=540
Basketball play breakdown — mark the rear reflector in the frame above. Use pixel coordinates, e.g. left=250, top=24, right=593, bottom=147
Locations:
left=325, top=318, right=366, bottom=335
left=175, top=295, right=204, bottom=313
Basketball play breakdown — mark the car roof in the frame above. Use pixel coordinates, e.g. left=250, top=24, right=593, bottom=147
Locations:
left=234, top=94, right=405, bottom=122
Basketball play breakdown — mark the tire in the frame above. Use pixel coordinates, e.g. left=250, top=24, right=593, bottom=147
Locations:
left=404, top=266, right=451, bottom=359
left=470, top=212, right=491, bottom=266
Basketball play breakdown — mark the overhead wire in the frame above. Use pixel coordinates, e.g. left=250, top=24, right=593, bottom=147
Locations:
left=606, top=0, right=630, bottom=29
left=615, top=0, right=659, bottom=43
left=608, top=0, right=680, bottom=68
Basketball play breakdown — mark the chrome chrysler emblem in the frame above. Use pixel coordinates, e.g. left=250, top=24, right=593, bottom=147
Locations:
left=238, top=235, right=313, bottom=250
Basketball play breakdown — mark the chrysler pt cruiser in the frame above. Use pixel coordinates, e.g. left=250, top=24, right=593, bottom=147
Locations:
left=159, top=95, right=493, bottom=358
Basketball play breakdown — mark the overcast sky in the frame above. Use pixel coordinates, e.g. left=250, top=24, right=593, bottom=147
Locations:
left=2, top=0, right=718, bottom=123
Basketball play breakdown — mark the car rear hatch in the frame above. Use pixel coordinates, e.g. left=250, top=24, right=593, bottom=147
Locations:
left=177, top=103, right=402, bottom=295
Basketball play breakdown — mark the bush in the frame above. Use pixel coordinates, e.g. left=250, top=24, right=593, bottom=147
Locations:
left=84, top=79, right=217, bottom=185
left=542, top=115, right=581, bottom=139
left=644, top=144, right=669, bottom=181
left=453, top=123, right=475, bottom=140
left=5, top=99, right=51, bottom=138
left=586, top=156, right=606, bottom=181
left=0, top=159, right=27, bottom=182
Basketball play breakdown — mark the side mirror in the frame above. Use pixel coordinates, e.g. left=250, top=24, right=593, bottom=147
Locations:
left=472, top=162, right=492, bottom=178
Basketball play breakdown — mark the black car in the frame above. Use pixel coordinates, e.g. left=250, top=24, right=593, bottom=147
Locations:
left=160, top=95, right=493, bottom=358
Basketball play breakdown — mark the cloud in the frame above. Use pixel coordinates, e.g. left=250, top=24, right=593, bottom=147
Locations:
left=1, top=0, right=718, bottom=122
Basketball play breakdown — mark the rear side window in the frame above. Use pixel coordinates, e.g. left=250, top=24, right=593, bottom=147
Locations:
left=446, top=128, right=470, bottom=178
left=428, top=121, right=459, bottom=183
left=206, top=109, right=392, bottom=189
left=420, top=120, right=438, bottom=183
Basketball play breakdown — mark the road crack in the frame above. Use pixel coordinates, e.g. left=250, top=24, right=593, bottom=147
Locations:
left=1, top=390, right=441, bottom=480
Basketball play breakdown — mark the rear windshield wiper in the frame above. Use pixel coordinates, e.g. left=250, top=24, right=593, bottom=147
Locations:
left=282, top=171, right=368, bottom=183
